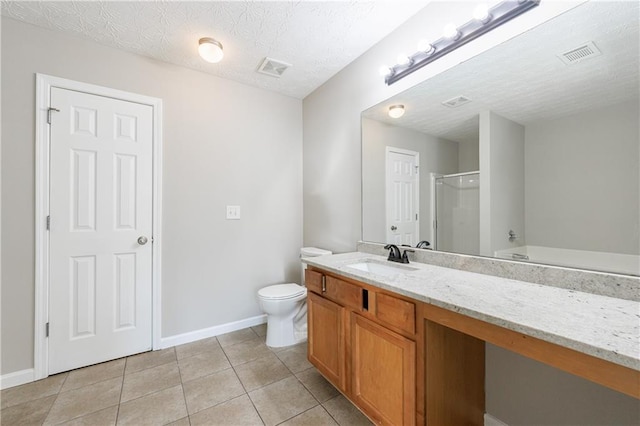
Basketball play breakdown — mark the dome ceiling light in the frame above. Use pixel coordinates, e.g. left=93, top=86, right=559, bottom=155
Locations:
left=198, top=37, right=224, bottom=63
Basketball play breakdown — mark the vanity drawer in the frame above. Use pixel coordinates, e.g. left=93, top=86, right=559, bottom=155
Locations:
left=305, top=269, right=324, bottom=295
left=325, top=276, right=362, bottom=311
left=376, top=292, right=416, bottom=334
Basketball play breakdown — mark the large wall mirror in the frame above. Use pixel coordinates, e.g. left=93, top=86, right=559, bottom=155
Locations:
left=361, top=1, right=639, bottom=276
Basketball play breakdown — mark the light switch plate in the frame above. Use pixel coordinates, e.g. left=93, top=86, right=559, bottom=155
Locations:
left=226, top=205, right=241, bottom=220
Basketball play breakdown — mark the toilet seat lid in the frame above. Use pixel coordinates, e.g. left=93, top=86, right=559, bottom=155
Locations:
left=258, top=284, right=306, bottom=300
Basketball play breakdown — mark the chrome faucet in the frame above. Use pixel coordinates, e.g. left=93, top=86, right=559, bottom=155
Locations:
left=384, top=244, right=414, bottom=264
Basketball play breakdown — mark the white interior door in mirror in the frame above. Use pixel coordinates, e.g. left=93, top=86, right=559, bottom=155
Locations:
left=385, top=147, right=419, bottom=246
left=48, top=87, right=153, bottom=374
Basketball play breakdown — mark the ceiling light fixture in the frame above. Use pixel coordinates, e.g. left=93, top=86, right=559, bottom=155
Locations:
left=388, top=105, right=405, bottom=118
left=383, top=0, right=539, bottom=85
left=198, top=37, right=224, bottom=63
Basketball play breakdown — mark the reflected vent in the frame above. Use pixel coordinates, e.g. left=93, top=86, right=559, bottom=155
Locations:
left=442, top=95, right=472, bottom=108
left=558, top=41, right=601, bottom=65
left=257, top=57, right=291, bottom=78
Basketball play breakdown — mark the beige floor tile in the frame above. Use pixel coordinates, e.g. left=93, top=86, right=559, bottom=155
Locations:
left=125, top=348, right=177, bottom=375
left=61, top=359, right=125, bottom=393
left=274, top=343, right=312, bottom=373
left=217, top=328, right=259, bottom=348
left=44, top=377, right=122, bottom=425
left=116, top=385, right=187, bottom=426
left=248, top=376, right=318, bottom=426
left=1, top=373, right=68, bottom=409
left=175, top=337, right=220, bottom=360
left=234, top=352, right=292, bottom=392
left=59, top=405, right=118, bottom=426
left=251, top=323, right=267, bottom=337
left=183, top=368, right=245, bottom=415
left=322, top=395, right=373, bottom=426
left=166, top=416, right=190, bottom=426
left=0, top=395, right=56, bottom=426
left=177, top=347, right=231, bottom=383
left=190, top=394, right=263, bottom=426
left=296, top=368, right=340, bottom=403
left=222, top=336, right=273, bottom=366
left=121, top=361, right=182, bottom=403
left=279, top=405, right=338, bottom=426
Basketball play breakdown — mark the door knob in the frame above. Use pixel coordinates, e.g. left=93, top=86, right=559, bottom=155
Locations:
left=390, top=226, right=397, bottom=231
left=137, top=236, right=148, bottom=245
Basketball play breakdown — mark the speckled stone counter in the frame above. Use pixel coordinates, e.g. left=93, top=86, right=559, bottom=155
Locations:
left=303, top=251, right=640, bottom=372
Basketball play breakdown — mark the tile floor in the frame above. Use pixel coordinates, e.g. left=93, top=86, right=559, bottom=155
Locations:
left=0, top=324, right=373, bottom=426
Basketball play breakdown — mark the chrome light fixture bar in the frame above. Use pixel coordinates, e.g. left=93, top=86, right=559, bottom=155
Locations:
left=385, top=0, right=540, bottom=85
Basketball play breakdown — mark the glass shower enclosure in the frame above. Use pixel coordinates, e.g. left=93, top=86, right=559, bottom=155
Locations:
left=434, top=172, right=480, bottom=256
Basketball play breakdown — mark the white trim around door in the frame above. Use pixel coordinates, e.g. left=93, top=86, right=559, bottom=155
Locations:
left=34, top=74, right=163, bottom=380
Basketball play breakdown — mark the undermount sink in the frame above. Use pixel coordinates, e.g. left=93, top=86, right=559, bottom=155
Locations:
left=346, top=260, right=418, bottom=277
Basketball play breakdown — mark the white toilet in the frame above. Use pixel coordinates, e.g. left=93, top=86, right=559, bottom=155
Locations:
left=257, top=247, right=332, bottom=348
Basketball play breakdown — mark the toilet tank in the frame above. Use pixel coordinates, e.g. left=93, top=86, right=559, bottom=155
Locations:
left=300, top=247, right=332, bottom=285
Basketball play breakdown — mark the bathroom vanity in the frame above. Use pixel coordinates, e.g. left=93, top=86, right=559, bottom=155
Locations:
left=304, top=251, right=640, bottom=426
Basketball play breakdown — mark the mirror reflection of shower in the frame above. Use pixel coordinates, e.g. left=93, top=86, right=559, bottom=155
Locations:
left=433, top=171, right=480, bottom=255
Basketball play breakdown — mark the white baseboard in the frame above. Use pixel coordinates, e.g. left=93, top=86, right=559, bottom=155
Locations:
left=159, top=314, right=267, bottom=349
left=485, top=413, right=509, bottom=426
left=1, top=368, right=35, bottom=390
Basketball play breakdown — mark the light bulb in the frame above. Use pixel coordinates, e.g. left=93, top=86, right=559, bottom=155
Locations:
left=198, top=37, right=224, bottom=63
left=379, top=65, right=392, bottom=77
left=388, top=105, right=405, bottom=118
left=396, top=53, right=410, bottom=66
left=473, top=4, right=491, bottom=22
left=417, top=39, right=435, bottom=54
left=443, top=23, right=460, bottom=40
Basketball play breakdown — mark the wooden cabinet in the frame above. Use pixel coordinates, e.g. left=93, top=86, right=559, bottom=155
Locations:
left=306, top=268, right=417, bottom=425
left=352, top=313, right=416, bottom=425
left=307, top=291, right=346, bottom=391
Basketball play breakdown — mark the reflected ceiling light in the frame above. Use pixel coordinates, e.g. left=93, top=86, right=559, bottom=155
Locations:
left=198, top=37, right=224, bottom=63
left=388, top=105, right=405, bottom=118
left=383, top=0, right=539, bottom=85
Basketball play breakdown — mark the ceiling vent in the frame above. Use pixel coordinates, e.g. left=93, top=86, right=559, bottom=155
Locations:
left=257, top=57, right=291, bottom=78
left=442, top=95, right=472, bottom=108
left=557, top=41, right=602, bottom=65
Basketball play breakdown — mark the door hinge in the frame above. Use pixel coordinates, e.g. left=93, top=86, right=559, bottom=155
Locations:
left=46, top=322, right=50, bottom=337
left=47, top=107, right=60, bottom=124
left=46, top=216, right=50, bottom=230
left=416, top=213, right=418, bottom=220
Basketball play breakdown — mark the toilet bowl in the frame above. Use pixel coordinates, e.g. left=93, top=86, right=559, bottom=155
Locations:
left=258, top=247, right=332, bottom=348
left=258, top=284, right=307, bottom=347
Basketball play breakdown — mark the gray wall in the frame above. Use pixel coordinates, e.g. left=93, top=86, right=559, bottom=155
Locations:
left=1, top=18, right=303, bottom=374
left=525, top=100, right=640, bottom=255
left=361, top=118, right=458, bottom=244
left=303, top=1, right=636, bottom=424
left=480, top=111, right=526, bottom=256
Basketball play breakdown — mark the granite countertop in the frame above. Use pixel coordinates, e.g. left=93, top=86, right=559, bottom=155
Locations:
left=303, top=252, right=640, bottom=371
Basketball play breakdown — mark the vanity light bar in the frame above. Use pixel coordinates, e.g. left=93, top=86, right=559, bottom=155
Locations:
left=385, top=0, right=540, bottom=85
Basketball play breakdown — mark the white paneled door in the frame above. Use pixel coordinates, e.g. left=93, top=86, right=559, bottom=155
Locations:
left=48, top=87, right=153, bottom=374
left=386, top=148, right=419, bottom=246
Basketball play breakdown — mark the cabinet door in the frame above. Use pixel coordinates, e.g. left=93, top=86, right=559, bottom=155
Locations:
left=308, top=292, right=346, bottom=391
left=352, top=313, right=416, bottom=426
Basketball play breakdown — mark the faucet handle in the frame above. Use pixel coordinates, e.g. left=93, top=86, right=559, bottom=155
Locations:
left=401, top=248, right=414, bottom=263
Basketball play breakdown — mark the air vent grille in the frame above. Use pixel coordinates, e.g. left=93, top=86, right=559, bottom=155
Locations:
left=442, top=95, right=472, bottom=108
left=257, top=57, right=291, bottom=78
left=558, top=41, right=602, bottom=65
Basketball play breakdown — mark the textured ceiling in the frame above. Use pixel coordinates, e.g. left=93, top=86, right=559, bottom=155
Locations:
left=362, top=1, right=640, bottom=144
left=1, top=1, right=429, bottom=99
